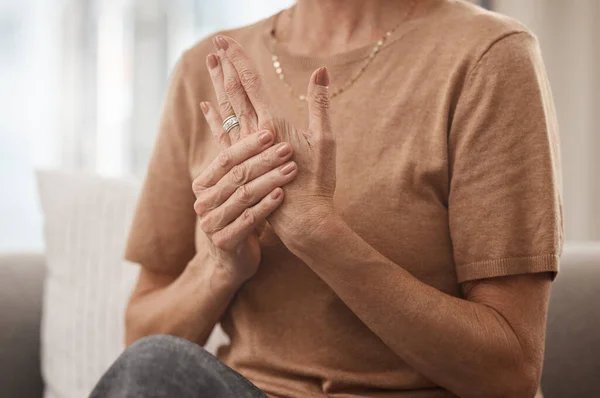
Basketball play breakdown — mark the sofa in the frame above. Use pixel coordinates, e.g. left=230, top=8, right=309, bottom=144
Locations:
left=1, top=243, right=599, bottom=398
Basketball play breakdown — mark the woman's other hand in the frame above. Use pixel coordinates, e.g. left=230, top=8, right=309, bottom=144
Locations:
left=211, top=35, right=337, bottom=249
left=192, top=123, right=297, bottom=286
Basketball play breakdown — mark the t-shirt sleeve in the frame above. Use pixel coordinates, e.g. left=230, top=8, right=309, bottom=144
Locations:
left=124, top=55, right=198, bottom=275
left=448, top=32, right=564, bottom=283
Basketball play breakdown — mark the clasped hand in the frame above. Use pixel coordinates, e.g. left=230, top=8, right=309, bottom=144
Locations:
left=191, top=35, right=336, bottom=285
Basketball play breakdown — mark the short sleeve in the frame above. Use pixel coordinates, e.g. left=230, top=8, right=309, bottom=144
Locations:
left=125, top=56, right=198, bottom=275
left=448, top=32, right=564, bottom=283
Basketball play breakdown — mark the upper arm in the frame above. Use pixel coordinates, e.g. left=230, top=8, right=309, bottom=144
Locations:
left=125, top=54, right=199, bottom=276
left=448, top=31, right=563, bottom=283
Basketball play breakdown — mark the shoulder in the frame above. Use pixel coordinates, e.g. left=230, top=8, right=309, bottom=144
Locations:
left=438, top=1, right=528, bottom=32
left=435, top=0, right=536, bottom=46
left=420, top=0, right=541, bottom=72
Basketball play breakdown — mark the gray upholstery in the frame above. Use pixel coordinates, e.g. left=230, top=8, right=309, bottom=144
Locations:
left=542, top=244, right=600, bottom=398
left=0, top=244, right=598, bottom=398
left=0, top=253, right=45, bottom=398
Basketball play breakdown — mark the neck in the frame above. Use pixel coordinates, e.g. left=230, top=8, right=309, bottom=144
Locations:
left=279, top=0, right=417, bottom=57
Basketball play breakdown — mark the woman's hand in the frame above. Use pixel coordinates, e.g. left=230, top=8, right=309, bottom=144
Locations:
left=210, top=35, right=337, bottom=248
left=192, top=125, right=298, bottom=286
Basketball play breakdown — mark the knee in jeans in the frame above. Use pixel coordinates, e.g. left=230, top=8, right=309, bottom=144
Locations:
left=128, top=334, right=187, bottom=352
left=94, top=335, right=262, bottom=398
left=123, top=335, right=235, bottom=393
left=124, top=334, right=201, bottom=364
left=127, top=335, right=172, bottom=352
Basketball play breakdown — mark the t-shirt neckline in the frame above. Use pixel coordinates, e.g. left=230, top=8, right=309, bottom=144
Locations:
left=260, top=1, right=443, bottom=70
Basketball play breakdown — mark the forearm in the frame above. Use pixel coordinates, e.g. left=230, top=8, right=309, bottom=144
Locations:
left=288, top=215, right=536, bottom=398
left=125, top=252, right=239, bottom=347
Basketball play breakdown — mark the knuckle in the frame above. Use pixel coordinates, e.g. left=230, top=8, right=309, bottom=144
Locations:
left=312, top=91, right=330, bottom=110
left=242, top=208, right=255, bottom=226
left=211, top=233, right=228, bottom=250
left=218, top=150, right=230, bottom=168
left=193, top=191, right=214, bottom=217
left=192, top=177, right=207, bottom=195
left=228, top=48, right=245, bottom=64
left=230, top=164, right=247, bottom=184
left=236, top=184, right=252, bottom=205
left=224, top=76, right=243, bottom=97
left=239, top=69, right=260, bottom=90
left=212, top=187, right=228, bottom=205
left=230, top=47, right=243, bottom=59
left=199, top=214, right=213, bottom=235
left=193, top=198, right=205, bottom=216
left=259, top=149, right=271, bottom=165
left=218, top=98, right=232, bottom=113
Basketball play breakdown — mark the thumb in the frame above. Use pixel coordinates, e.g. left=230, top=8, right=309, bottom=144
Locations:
left=307, top=67, right=333, bottom=139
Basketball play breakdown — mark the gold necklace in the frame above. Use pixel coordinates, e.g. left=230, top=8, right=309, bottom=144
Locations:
left=270, top=1, right=417, bottom=102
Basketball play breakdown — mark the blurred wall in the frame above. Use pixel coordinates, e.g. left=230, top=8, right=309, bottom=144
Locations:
left=0, top=0, right=292, bottom=251
left=493, top=0, right=600, bottom=241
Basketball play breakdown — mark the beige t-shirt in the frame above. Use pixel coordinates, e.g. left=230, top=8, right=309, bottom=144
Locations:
left=125, top=1, right=563, bottom=397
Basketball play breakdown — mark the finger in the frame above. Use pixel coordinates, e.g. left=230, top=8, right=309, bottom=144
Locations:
left=193, top=140, right=294, bottom=213
left=213, top=37, right=258, bottom=139
left=200, top=101, right=230, bottom=149
left=210, top=188, right=284, bottom=251
left=192, top=129, right=276, bottom=195
left=307, top=67, right=333, bottom=140
left=206, top=53, right=241, bottom=142
left=200, top=160, right=297, bottom=233
left=214, top=35, right=271, bottom=122
left=215, top=141, right=293, bottom=200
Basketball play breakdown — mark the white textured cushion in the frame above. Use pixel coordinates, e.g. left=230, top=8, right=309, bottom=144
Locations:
left=36, top=170, right=228, bottom=398
left=37, top=171, right=140, bottom=398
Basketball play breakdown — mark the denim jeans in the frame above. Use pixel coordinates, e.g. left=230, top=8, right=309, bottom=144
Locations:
left=90, top=335, right=267, bottom=398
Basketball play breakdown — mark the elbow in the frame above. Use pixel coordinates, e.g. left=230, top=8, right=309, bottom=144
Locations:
left=457, top=360, right=541, bottom=398
left=124, top=295, right=152, bottom=347
left=501, top=363, right=541, bottom=398
left=484, top=365, right=540, bottom=398
left=124, top=291, right=197, bottom=347
left=124, top=298, right=140, bottom=347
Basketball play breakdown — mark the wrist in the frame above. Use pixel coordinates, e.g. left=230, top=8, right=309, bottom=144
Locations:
left=208, top=262, right=246, bottom=295
left=189, top=253, right=244, bottom=296
left=287, top=212, right=344, bottom=259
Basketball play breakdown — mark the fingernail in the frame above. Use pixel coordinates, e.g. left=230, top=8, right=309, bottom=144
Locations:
left=258, top=130, right=273, bottom=145
left=280, top=162, right=297, bottom=175
left=276, top=143, right=291, bottom=158
left=214, top=36, right=229, bottom=51
left=206, top=54, right=218, bottom=69
left=316, top=67, right=330, bottom=87
left=271, top=188, right=282, bottom=200
left=200, top=102, right=209, bottom=114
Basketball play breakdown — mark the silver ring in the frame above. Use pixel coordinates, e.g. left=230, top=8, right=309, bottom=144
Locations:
left=222, top=115, right=239, bottom=133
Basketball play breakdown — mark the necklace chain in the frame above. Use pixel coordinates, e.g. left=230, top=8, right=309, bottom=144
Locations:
left=270, top=1, right=417, bottom=102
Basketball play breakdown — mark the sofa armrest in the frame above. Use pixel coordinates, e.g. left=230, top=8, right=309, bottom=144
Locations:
left=0, top=252, right=45, bottom=398
left=542, top=243, right=600, bottom=398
